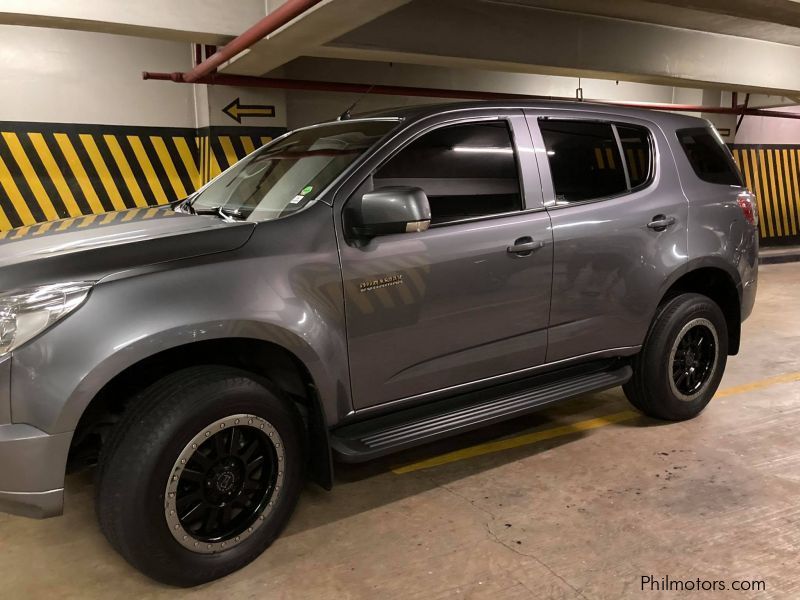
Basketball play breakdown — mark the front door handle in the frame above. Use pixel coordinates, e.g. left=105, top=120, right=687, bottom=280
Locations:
left=647, top=215, right=676, bottom=231
left=507, top=236, right=544, bottom=256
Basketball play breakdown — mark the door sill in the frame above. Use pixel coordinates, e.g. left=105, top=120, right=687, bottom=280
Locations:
left=331, top=361, right=632, bottom=463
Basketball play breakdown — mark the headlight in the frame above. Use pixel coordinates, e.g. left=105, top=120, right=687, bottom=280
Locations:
left=0, top=282, right=93, bottom=357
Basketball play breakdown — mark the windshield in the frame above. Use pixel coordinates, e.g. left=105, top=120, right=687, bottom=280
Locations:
left=190, top=119, right=399, bottom=222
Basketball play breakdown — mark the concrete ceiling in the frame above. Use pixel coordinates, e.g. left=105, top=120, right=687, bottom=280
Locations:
left=262, top=0, right=800, bottom=95
left=488, top=0, right=800, bottom=46
left=3, top=0, right=800, bottom=95
left=220, top=0, right=411, bottom=75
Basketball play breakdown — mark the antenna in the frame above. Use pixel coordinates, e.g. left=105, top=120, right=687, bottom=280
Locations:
left=338, top=84, right=376, bottom=120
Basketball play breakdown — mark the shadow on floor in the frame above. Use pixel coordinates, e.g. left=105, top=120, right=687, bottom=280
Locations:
left=63, top=388, right=670, bottom=545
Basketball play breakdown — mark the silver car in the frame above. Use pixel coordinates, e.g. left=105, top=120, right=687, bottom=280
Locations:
left=0, top=101, right=758, bottom=585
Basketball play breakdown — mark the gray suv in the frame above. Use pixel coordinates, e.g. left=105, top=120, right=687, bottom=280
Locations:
left=0, top=101, right=758, bottom=585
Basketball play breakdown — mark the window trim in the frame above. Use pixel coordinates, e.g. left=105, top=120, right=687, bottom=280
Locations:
left=347, top=116, right=532, bottom=228
left=428, top=206, right=546, bottom=229
left=616, top=123, right=656, bottom=193
left=536, top=117, right=656, bottom=209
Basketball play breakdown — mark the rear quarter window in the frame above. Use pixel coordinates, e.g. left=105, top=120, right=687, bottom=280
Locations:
left=676, top=127, right=743, bottom=186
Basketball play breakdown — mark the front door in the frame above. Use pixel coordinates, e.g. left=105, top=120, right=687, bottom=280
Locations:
left=526, top=112, right=689, bottom=363
left=339, top=116, right=553, bottom=409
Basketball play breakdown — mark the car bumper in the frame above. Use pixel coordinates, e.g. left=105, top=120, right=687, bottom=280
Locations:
left=0, top=424, right=71, bottom=518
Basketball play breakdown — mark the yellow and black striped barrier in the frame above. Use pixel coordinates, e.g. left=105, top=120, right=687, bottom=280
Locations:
left=731, top=145, right=800, bottom=244
left=196, top=127, right=277, bottom=189
left=0, top=205, right=179, bottom=241
left=0, top=126, right=797, bottom=248
left=0, top=122, right=284, bottom=232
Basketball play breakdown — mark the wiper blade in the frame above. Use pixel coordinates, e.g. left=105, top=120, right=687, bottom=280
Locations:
left=192, top=206, right=246, bottom=222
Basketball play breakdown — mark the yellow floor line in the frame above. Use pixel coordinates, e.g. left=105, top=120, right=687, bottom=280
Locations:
left=714, top=371, right=800, bottom=398
left=392, top=411, right=637, bottom=474
left=392, top=371, right=800, bottom=474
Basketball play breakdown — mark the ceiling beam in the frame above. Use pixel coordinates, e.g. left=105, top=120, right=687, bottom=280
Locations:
left=220, top=0, right=411, bottom=76
left=312, top=0, right=800, bottom=95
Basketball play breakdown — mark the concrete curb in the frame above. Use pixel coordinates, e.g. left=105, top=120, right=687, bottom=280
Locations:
left=760, top=248, right=800, bottom=265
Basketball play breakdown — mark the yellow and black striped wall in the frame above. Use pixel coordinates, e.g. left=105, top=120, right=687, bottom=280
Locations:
left=0, top=126, right=798, bottom=248
left=0, top=122, right=285, bottom=232
left=731, top=145, right=800, bottom=246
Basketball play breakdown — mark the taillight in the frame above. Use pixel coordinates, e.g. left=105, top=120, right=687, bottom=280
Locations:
left=737, top=192, right=758, bottom=226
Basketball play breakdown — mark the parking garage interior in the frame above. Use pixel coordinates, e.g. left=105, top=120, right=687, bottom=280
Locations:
left=1, top=0, right=800, bottom=597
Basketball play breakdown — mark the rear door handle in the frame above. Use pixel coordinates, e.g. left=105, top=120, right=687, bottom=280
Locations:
left=647, top=215, right=676, bottom=231
left=507, top=237, right=544, bottom=256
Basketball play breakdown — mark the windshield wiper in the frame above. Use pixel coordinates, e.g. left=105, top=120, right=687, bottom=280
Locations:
left=191, top=205, right=246, bottom=222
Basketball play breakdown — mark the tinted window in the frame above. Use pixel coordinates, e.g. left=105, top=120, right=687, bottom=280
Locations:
left=539, top=120, right=627, bottom=203
left=677, top=127, right=743, bottom=186
left=617, top=124, right=653, bottom=189
left=374, top=122, right=522, bottom=224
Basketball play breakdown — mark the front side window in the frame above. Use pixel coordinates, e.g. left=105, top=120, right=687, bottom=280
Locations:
left=191, top=119, right=398, bottom=222
left=373, top=121, right=523, bottom=225
left=677, top=127, right=743, bottom=186
left=539, top=120, right=628, bottom=204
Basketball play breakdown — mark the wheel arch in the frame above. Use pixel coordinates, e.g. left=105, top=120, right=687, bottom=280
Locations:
left=657, top=262, right=741, bottom=355
left=69, top=337, right=334, bottom=490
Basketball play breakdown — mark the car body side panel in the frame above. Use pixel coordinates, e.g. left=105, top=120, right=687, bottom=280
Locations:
left=331, top=110, right=554, bottom=409
left=526, top=109, right=690, bottom=362
left=664, top=124, right=759, bottom=320
left=0, top=357, right=10, bottom=425
left=10, top=202, right=349, bottom=433
left=339, top=211, right=554, bottom=409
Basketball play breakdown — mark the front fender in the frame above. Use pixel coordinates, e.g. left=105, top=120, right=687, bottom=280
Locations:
left=10, top=251, right=348, bottom=435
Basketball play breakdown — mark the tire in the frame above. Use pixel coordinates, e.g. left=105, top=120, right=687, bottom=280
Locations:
left=624, top=293, right=728, bottom=421
left=96, top=366, right=305, bottom=587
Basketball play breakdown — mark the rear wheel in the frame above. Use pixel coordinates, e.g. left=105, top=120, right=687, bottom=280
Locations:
left=96, top=366, right=305, bottom=586
left=624, top=293, right=728, bottom=421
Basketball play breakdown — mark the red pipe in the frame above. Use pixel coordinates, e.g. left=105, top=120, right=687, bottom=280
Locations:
left=144, top=72, right=548, bottom=100
left=181, top=0, right=323, bottom=83
left=142, top=71, right=800, bottom=120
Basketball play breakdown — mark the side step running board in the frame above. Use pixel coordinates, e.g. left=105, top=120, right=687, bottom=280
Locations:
left=331, top=365, right=632, bottom=462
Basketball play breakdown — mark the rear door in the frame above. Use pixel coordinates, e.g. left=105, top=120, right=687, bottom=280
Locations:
left=525, top=111, right=689, bottom=363
left=337, top=112, right=553, bottom=409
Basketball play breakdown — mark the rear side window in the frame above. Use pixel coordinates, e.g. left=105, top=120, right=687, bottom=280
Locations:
left=676, top=127, right=743, bottom=186
left=539, top=120, right=628, bottom=203
left=617, top=124, right=653, bottom=189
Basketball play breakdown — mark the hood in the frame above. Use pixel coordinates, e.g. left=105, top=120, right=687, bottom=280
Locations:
left=0, top=206, right=255, bottom=290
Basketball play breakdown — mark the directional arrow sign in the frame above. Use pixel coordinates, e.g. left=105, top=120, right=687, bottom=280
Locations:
left=222, top=98, right=276, bottom=123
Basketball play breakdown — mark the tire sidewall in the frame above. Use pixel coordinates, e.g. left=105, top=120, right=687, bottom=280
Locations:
left=646, top=294, right=728, bottom=420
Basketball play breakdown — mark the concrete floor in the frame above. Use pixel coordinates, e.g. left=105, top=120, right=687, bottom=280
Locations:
left=3, top=263, right=800, bottom=599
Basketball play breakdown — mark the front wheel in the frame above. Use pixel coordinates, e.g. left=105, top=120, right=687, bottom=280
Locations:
left=95, top=366, right=305, bottom=586
left=624, top=293, right=728, bottom=421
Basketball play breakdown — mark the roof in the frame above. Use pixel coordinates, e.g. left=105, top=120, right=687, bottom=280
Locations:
left=353, top=99, right=708, bottom=130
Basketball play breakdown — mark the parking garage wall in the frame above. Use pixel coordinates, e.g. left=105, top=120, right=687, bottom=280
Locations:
left=0, top=26, right=286, bottom=232
left=1, top=29, right=799, bottom=246
left=0, top=122, right=283, bottom=231
left=731, top=146, right=800, bottom=246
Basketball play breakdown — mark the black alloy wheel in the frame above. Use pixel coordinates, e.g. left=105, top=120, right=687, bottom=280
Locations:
left=669, top=318, right=719, bottom=399
left=165, top=414, right=284, bottom=553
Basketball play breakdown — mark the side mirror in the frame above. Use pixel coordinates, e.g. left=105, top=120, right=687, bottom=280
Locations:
left=350, top=186, right=431, bottom=238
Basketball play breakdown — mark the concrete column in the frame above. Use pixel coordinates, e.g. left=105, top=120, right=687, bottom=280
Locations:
left=700, top=90, right=737, bottom=142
